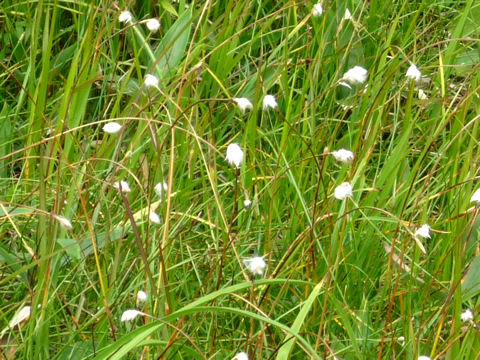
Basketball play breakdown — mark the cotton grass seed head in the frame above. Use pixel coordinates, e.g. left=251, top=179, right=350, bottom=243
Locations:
left=144, top=74, right=159, bottom=89
left=262, top=94, right=278, bottom=110
left=149, top=211, right=161, bottom=224
left=9, top=306, right=31, bottom=328
left=114, top=180, right=131, bottom=193
left=53, top=215, right=73, bottom=230
left=343, top=8, right=353, bottom=20
left=471, top=188, right=480, bottom=204
left=103, top=121, right=122, bottom=134
left=226, top=143, right=244, bottom=168
left=154, top=181, right=168, bottom=197
left=418, top=356, right=431, bottom=360
left=244, top=199, right=252, bottom=209
left=341, top=66, right=368, bottom=86
left=332, top=149, right=354, bottom=164
left=334, top=182, right=353, bottom=200
left=232, top=352, right=249, bottom=360
left=406, top=64, right=421, bottom=82
left=418, top=89, right=428, bottom=100
left=233, top=98, right=253, bottom=114
left=137, top=290, right=147, bottom=304
left=312, top=3, right=323, bottom=17
left=461, top=309, right=473, bottom=322
left=415, top=224, right=431, bottom=239
left=243, top=256, right=266, bottom=276
left=119, top=10, right=133, bottom=24
left=146, top=18, right=160, bottom=32
left=121, top=309, right=142, bottom=322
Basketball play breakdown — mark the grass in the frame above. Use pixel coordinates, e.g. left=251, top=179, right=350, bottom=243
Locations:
left=1, top=0, right=480, bottom=359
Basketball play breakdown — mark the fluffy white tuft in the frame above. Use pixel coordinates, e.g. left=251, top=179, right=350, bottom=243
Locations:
left=232, top=352, right=249, bottom=360
left=415, top=224, right=431, bottom=239
left=341, top=66, right=368, bottom=86
left=332, top=149, right=354, bottom=164
left=406, top=64, right=421, bottom=82
left=149, top=211, right=161, bottom=224
left=226, top=143, right=244, bottom=168
left=121, top=309, right=142, bottom=322
left=461, top=309, right=473, bottom=322
left=243, top=257, right=266, bottom=276
left=119, top=11, right=133, bottom=24
left=146, top=18, right=160, bottom=32
left=233, top=98, right=253, bottom=114
left=114, top=180, right=131, bottom=193
left=262, top=94, right=278, bottom=110
left=137, top=291, right=148, bottom=304
left=312, top=4, right=323, bottom=17
left=144, top=74, right=159, bottom=88
left=334, top=182, right=353, bottom=200
left=53, top=215, right=73, bottom=230
left=103, top=122, right=122, bottom=134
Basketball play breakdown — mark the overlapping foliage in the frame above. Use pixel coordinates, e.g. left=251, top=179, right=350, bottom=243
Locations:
left=1, top=0, right=480, bottom=359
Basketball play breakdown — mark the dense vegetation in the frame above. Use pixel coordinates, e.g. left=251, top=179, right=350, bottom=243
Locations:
left=1, top=0, right=480, bottom=359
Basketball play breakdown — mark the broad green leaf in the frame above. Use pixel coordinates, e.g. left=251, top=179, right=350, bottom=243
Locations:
left=57, top=238, right=81, bottom=261
left=461, top=254, right=480, bottom=300
left=153, top=7, right=192, bottom=78
left=92, top=322, right=163, bottom=360
left=160, top=0, right=178, bottom=17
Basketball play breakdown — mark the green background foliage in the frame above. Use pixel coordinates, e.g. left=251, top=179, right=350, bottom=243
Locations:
left=1, top=0, right=480, bottom=359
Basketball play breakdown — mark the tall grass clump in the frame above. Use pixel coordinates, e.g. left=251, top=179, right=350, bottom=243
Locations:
left=1, top=0, right=480, bottom=359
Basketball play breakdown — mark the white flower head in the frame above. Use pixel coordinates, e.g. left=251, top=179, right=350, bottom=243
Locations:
left=149, top=211, right=161, bottom=224
left=343, top=8, right=353, bottom=21
left=243, top=256, right=266, bottom=276
left=137, top=290, right=147, bottom=304
left=332, top=149, right=354, bottom=164
left=406, top=64, right=421, bottom=82
left=226, top=143, right=244, bottom=168
left=146, top=18, right=160, bottom=32
left=471, top=188, right=480, bottom=204
left=53, top=215, right=73, bottom=230
left=244, top=199, right=252, bottom=209
left=341, top=66, right=368, bottom=86
left=114, top=180, right=131, bottom=193
left=144, top=74, right=159, bottom=89
left=312, top=3, right=323, bottom=17
left=233, top=352, right=249, bottom=360
left=121, top=309, right=142, bottom=322
left=263, top=94, right=278, bottom=110
left=415, top=224, right=431, bottom=239
left=334, top=182, right=353, bottom=200
left=461, top=309, right=473, bottom=322
left=418, top=89, right=428, bottom=100
left=233, top=98, right=253, bottom=114
left=119, top=10, right=133, bottom=24
left=154, top=181, right=168, bottom=197
left=9, top=306, right=31, bottom=328
left=418, top=357, right=431, bottom=360
left=103, top=121, right=122, bottom=134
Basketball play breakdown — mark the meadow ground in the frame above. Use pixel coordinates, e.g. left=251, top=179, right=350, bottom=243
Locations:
left=1, top=1, right=480, bottom=359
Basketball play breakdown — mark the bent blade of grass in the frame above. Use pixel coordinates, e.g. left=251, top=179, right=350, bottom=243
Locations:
left=164, top=306, right=322, bottom=360
left=92, top=279, right=312, bottom=360
left=181, top=278, right=312, bottom=311
left=92, top=322, right=163, bottom=360
left=275, top=278, right=325, bottom=360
